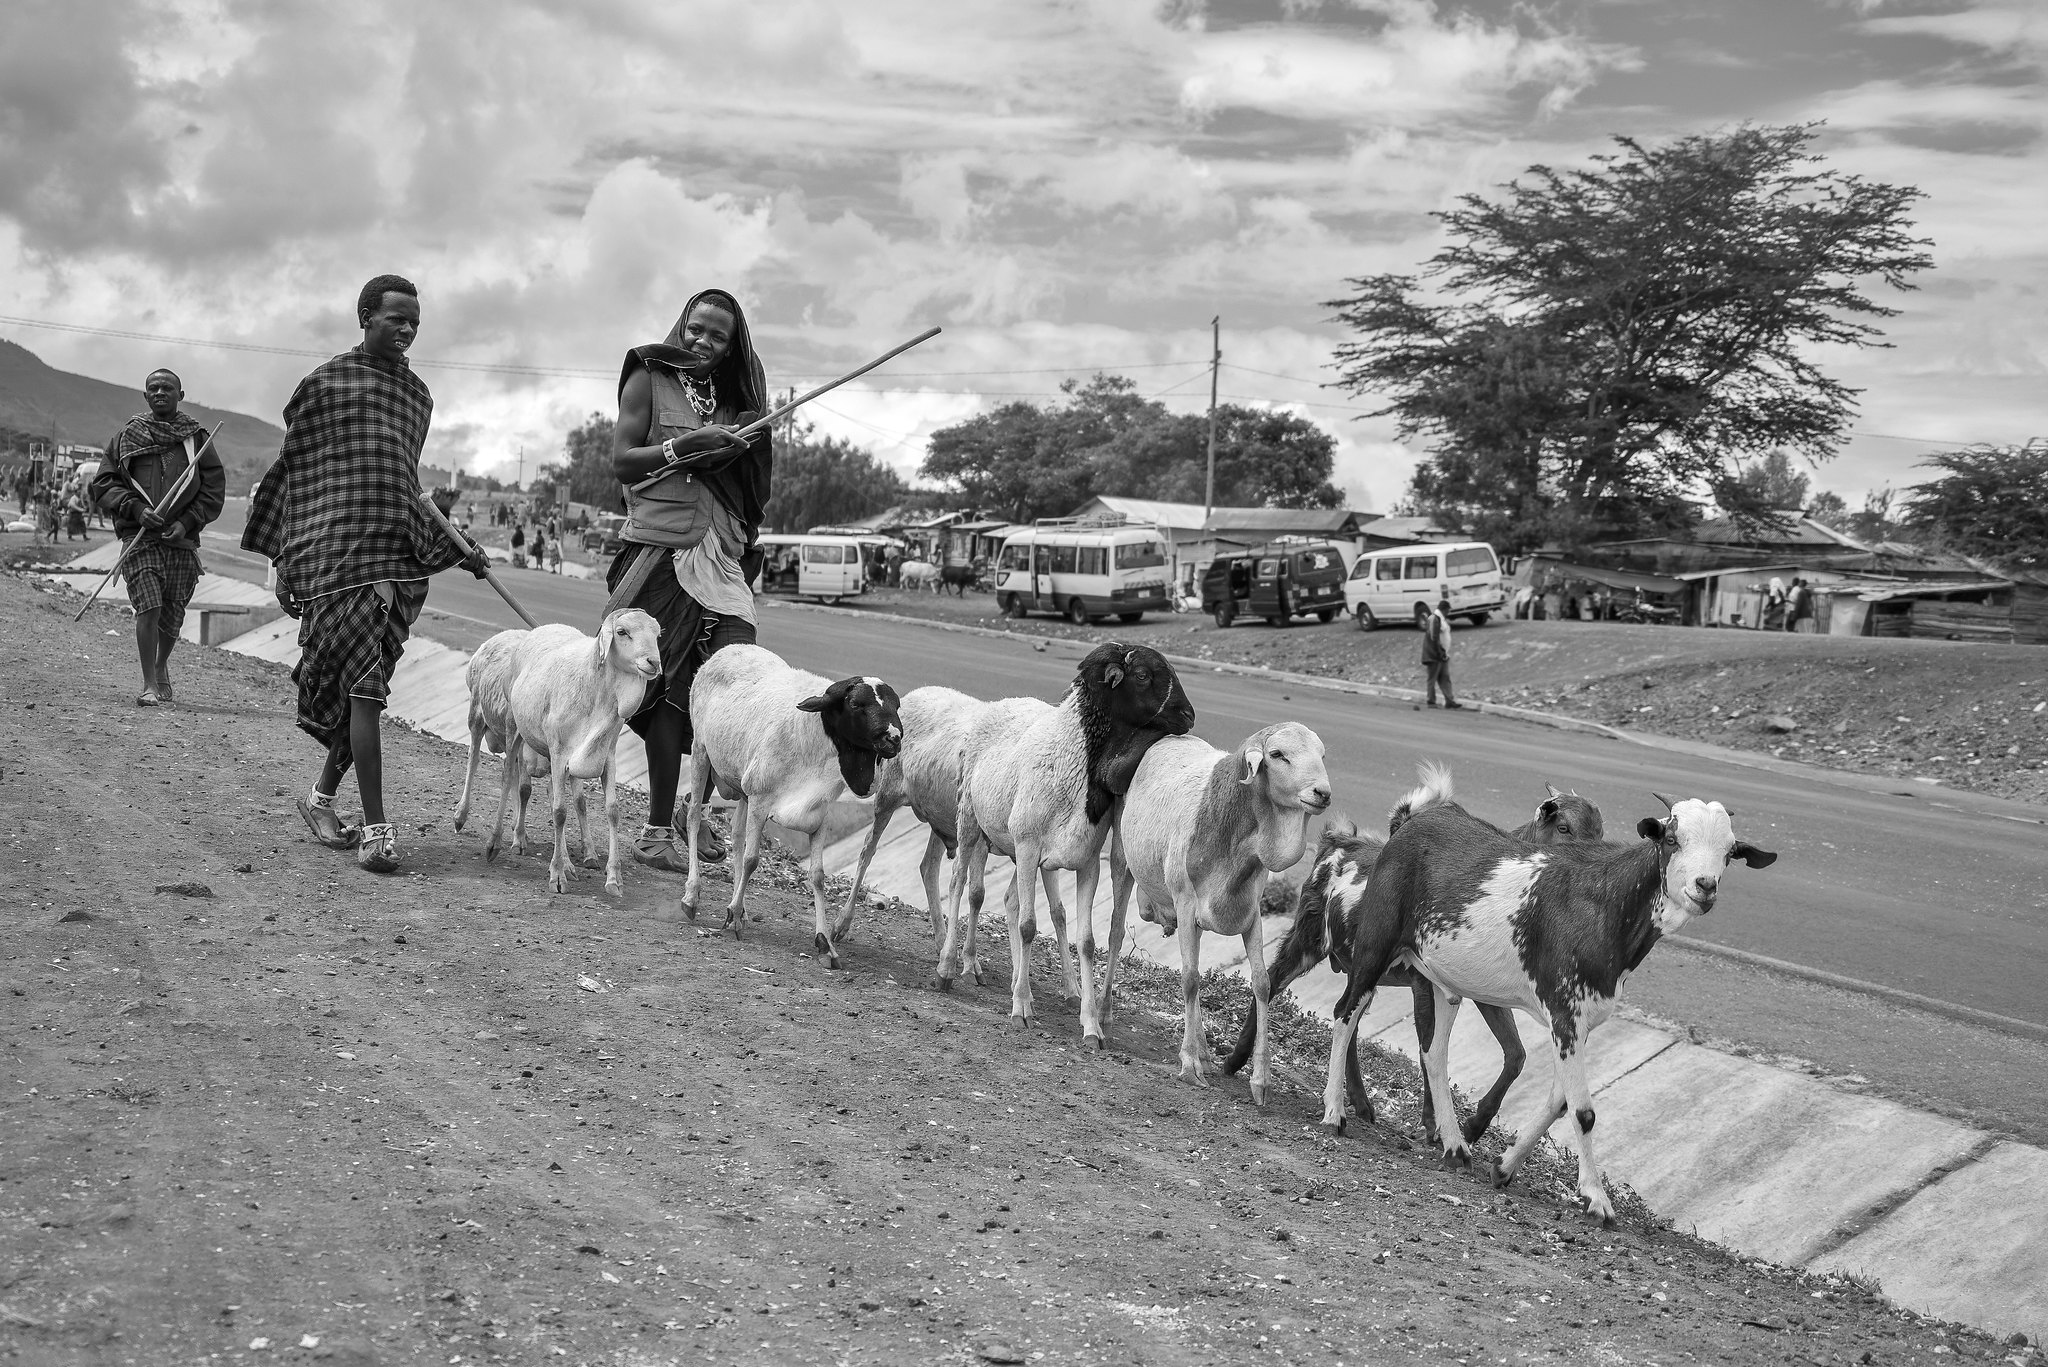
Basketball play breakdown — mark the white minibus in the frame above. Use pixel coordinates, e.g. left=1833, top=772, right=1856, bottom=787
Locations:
left=1344, top=541, right=1504, bottom=629
left=993, top=518, right=1171, bottom=624
left=752, top=533, right=867, bottom=603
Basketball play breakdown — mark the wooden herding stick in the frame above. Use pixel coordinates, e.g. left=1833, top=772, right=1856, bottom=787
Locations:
left=418, top=490, right=540, bottom=629
left=630, top=326, right=942, bottom=494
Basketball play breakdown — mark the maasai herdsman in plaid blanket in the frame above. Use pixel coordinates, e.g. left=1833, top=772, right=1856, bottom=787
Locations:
left=243, top=275, right=490, bottom=874
left=90, top=368, right=226, bottom=707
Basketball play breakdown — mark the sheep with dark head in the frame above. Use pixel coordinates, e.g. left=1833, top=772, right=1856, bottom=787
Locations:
left=681, top=645, right=903, bottom=967
left=946, top=641, right=1195, bottom=1033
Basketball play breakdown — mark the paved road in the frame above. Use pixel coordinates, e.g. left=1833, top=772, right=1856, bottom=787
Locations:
left=192, top=532, right=2048, bottom=1030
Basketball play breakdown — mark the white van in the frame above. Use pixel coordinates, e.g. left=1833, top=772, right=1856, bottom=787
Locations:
left=1344, top=541, right=1504, bottom=630
left=993, top=518, right=1171, bottom=624
left=753, top=534, right=867, bottom=603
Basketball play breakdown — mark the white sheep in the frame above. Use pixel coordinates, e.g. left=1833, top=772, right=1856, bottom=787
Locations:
left=946, top=642, right=1195, bottom=1036
left=498, top=609, right=662, bottom=895
left=453, top=627, right=531, bottom=852
left=1107, top=721, right=1331, bottom=1105
left=898, top=560, right=940, bottom=592
left=681, top=645, right=903, bottom=967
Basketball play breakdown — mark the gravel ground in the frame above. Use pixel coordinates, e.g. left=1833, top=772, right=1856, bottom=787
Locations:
left=830, top=586, right=2048, bottom=806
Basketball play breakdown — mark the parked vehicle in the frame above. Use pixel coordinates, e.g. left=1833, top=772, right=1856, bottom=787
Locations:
left=752, top=534, right=867, bottom=603
left=581, top=512, right=627, bottom=555
left=1345, top=541, right=1504, bottom=630
left=1201, top=542, right=1348, bottom=628
left=992, top=518, right=1170, bottom=624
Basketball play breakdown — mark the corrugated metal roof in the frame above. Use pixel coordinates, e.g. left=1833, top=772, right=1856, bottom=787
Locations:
left=1852, top=580, right=2012, bottom=602
left=1542, top=562, right=1682, bottom=593
left=1071, top=494, right=1377, bottom=532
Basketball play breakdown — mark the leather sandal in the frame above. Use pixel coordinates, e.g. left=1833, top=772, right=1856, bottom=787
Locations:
left=136, top=689, right=161, bottom=708
left=156, top=672, right=174, bottom=703
left=357, top=823, right=400, bottom=874
left=633, top=820, right=725, bottom=871
left=297, top=795, right=362, bottom=850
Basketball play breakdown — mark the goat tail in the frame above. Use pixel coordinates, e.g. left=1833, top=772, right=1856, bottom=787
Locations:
left=1387, top=760, right=1455, bottom=835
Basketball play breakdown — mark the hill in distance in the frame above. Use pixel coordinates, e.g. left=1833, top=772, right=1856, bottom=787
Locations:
left=0, top=337, right=285, bottom=492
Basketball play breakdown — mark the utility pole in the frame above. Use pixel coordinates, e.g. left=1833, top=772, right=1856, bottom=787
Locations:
left=516, top=443, right=524, bottom=490
left=1204, top=316, right=1220, bottom=521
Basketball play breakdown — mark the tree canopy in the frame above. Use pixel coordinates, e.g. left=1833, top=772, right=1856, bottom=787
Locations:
left=533, top=412, right=622, bottom=512
left=1896, top=441, right=2048, bottom=565
left=920, top=374, right=1342, bottom=521
left=1329, top=123, right=1931, bottom=552
left=760, top=412, right=911, bottom=533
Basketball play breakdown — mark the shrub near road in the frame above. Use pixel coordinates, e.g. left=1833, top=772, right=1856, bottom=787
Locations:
left=838, top=588, right=2048, bottom=806
left=0, top=570, right=2026, bottom=1365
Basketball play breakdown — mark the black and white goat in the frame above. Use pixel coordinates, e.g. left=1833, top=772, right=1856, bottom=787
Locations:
left=1108, top=721, right=1332, bottom=1102
left=947, top=642, right=1196, bottom=1031
left=681, top=645, right=903, bottom=966
left=1222, top=772, right=1604, bottom=1144
left=1320, top=766, right=1776, bottom=1224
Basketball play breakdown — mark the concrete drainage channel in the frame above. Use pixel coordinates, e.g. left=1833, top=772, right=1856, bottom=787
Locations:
left=45, top=561, right=2048, bottom=1345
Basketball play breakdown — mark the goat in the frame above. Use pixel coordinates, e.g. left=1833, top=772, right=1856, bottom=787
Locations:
left=681, top=645, right=903, bottom=967
left=946, top=642, right=1196, bottom=1035
left=898, top=560, right=939, bottom=592
left=498, top=610, right=663, bottom=895
left=1320, top=768, right=1776, bottom=1223
left=1221, top=774, right=1605, bottom=1145
left=1108, top=722, right=1331, bottom=1104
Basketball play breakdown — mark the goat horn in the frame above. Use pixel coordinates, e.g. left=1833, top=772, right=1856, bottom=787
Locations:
left=1651, top=792, right=1676, bottom=812
left=1544, top=781, right=1562, bottom=799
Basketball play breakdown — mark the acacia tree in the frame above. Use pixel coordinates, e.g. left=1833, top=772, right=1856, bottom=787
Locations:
left=1329, top=124, right=1932, bottom=551
left=1897, top=441, right=2048, bottom=563
left=759, top=412, right=910, bottom=533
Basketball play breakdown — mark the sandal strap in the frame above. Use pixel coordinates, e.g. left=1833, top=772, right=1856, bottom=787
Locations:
left=361, top=822, right=396, bottom=844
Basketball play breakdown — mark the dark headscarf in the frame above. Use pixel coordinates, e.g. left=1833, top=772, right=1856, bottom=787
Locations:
left=619, top=287, right=772, bottom=535
left=619, top=287, right=766, bottom=418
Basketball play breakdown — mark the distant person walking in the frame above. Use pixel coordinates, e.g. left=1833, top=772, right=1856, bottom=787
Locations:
left=510, top=522, right=526, bottom=567
left=1786, top=577, right=1812, bottom=633
left=1416, top=597, right=1461, bottom=710
left=1764, top=576, right=1788, bottom=631
left=91, top=368, right=226, bottom=706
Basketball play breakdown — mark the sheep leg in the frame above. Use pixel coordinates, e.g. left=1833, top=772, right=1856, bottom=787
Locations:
left=1097, top=839, right=1135, bottom=1035
left=1007, top=846, right=1043, bottom=1025
left=484, top=738, right=519, bottom=863
left=454, top=721, right=485, bottom=832
left=1175, top=901, right=1209, bottom=1088
left=831, top=802, right=896, bottom=946
left=1319, top=993, right=1370, bottom=1135
left=1461, top=1003, right=1528, bottom=1147
left=547, top=765, right=573, bottom=894
left=1074, top=855, right=1109, bottom=1045
left=1496, top=1072, right=1568, bottom=1193
left=577, top=780, right=601, bottom=870
left=962, top=858, right=988, bottom=985
left=917, top=829, right=947, bottom=944
left=1420, top=982, right=1470, bottom=1167
left=1038, top=868, right=1080, bottom=1005
left=600, top=760, right=623, bottom=897
left=679, top=742, right=712, bottom=921
left=723, top=797, right=763, bottom=938
left=1241, top=923, right=1274, bottom=1107
left=1224, top=914, right=1310, bottom=1079
left=1555, top=1032, right=1613, bottom=1225
left=1412, top=975, right=1443, bottom=1148
left=513, top=768, right=535, bottom=857
left=934, top=835, right=980, bottom=988
left=809, top=836, right=844, bottom=968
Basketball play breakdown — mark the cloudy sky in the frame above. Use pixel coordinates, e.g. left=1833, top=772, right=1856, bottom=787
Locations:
left=2, top=0, right=2042, bottom=510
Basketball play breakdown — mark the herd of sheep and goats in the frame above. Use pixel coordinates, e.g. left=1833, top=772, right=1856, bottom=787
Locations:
left=447, top=608, right=1778, bottom=1226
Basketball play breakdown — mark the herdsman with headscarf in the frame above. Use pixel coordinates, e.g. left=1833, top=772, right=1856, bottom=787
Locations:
left=243, top=275, right=491, bottom=874
left=605, top=287, right=774, bottom=869
left=92, top=368, right=227, bottom=706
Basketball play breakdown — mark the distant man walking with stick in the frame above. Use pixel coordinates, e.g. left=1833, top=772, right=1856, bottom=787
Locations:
left=243, top=275, right=491, bottom=874
left=1415, top=596, right=1462, bottom=710
left=91, top=369, right=225, bottom=707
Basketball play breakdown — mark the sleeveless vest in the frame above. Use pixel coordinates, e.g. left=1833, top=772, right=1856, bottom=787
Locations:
left=620, top=365, right=743, bottom=552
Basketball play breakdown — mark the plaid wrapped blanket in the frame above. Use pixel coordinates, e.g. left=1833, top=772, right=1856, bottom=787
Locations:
left=123, top=540, right=202, bottom=637
left=243, top=347, right=465, bottom=604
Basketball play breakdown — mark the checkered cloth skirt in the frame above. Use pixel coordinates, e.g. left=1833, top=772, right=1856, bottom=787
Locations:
left=291, top=580, right=428, bottom=754
left=122, top=539, right=201, bottom=637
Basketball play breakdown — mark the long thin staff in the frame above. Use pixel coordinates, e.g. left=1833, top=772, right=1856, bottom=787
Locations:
left=418, top=491, right=539, bottom=629
left=630, top=326, right=942, bottom=494
left=74, top=423, right=219, bottom=622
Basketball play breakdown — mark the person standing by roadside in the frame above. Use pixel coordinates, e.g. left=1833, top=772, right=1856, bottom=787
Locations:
left=605, top=286, right=774, bottom=871
left=1786, top=577, right=1811, bottom=633
left=1415, top=597, right=1462, bottom=710
left=242, top=274, right=492, bottom=874
left=92, top=369, right=227, bottom=706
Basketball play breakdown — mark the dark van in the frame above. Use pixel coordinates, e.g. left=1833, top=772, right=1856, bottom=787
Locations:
left=1201, top=542, right=1349, bottom=628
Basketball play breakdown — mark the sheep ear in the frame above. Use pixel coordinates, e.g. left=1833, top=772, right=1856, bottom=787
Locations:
left=596, top=614, right=618, bottom=661
left=1103, top=662, right=1125, bottom=689
left=1731, top=840, right=1777, bottom=869
left=796, top=694, right=829, bottom=713
left=1538, top=798, right=1560, bottom=821
left=1637, top=816, right=1666, bottom=842
left=1239, top=748, right=1264, bottom=785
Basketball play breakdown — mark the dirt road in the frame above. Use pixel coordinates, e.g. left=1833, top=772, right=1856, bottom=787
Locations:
left=1, top=571, right=2023, bottom=1366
